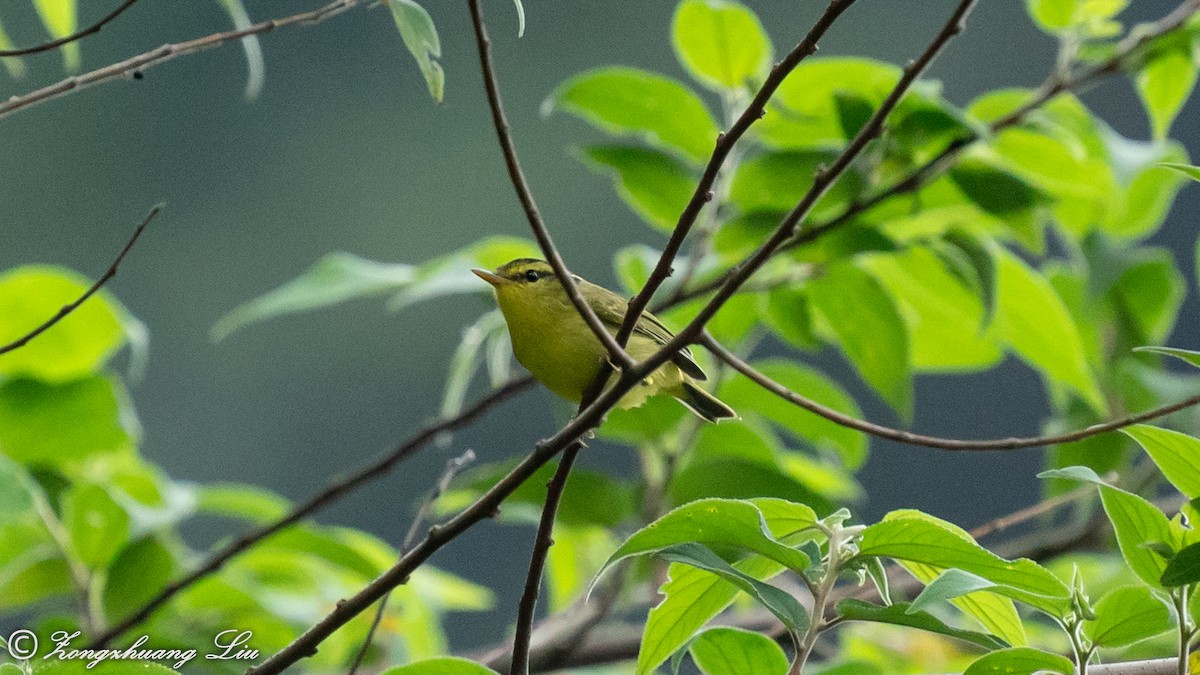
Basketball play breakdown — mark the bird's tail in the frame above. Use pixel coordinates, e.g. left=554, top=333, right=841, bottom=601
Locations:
left=676, top=381, right=737, bottom=423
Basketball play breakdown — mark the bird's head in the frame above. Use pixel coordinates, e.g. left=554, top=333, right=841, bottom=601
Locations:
left=472, top=259, right=566, bottom=309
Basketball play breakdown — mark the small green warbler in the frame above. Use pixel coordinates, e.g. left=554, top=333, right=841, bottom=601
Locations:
left=473, top=258, right=736, bottom=422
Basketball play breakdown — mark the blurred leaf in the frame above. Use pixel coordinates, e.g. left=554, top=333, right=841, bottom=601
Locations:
left=1161, top=542, right=1200, bottom=586
left=0, top=20, right=28, bottom=78
left=940, top=229, right=997, bottom=322
left=639, top=555, right=785, bottom=675
left=389, top=0, right=444, bottom=102
left=599, top=498, right=810, bottom=576
left=860, top=512, right=1071, bottom=616
left=1158, top=162, right=1200, bottom=181
left=672, top=0, right=771, bottom=91
left=1083, top=585, right=1172, bottom=647
left=963, top=647, right=1073, bottom=675
left=760, top=287, right=819, bottom=350
left=670, top=456, right=834, bottom=514
left=442, top=460, right=635, bottom=528
left=759, top=58, right=901, bottom=149
left=613, top=244, right=661, bottom=295
left=908, top=568, right=1001, bottom=615
left=32, top=0, right=79, bottom=70
left=950, top=158, right=1043, bottom=215
left=217, top=0, right=265, bottom=99
left=380, top=658, right=498, bottom=674
left=1134, top=345, right=1200, bottom=369
left=546, top=66, right=719, bottom=163
left=1111, top=251, right=1185, bottom=344
left=579, top=145, right=696, bottom=230
left=511, top=0, right=525, bottom=37
left=546, top=525, right=615, bottom=611
left=600, top=395, right=687, bottom=445
left=0, top=542, right=72, bottom=610
left=196, top=483, right=290, bottom=524
left=0, top=456, right=34, bottom=522
left=1025, top=0, right=1079, bottom=31
left=1135, top=33, right=1198, bottom=140
left=688, top=626, right=788, bottom=675
left=1122, top=424, right=1200, bottom=498
left=1100, top=132, right=1189, bottom=238
left=441, top=310, right=506, bottom=418
left=0, top=376, right=133, bottom=467
left=212, top=252, right=415, bottom=340
left=390, top=236, right=542, bottom=310
left=719, top=359, right=867, bottom=469
left=729, top=151, right=862, bottom=222
left=1039, top=466, right=1178, bottom=587
left=835, top=599, right=1008, bottom=650
left=993, top=248, right=1105, bottom=413
left=0, top=266, right=128, bottom=382
left=102, top=536, right=177, bottom=622
left=650, top=542, right=809, bottom=632
left=809, top=263, right=912, bottom=418
left=64, top=483, right=130, bottom=569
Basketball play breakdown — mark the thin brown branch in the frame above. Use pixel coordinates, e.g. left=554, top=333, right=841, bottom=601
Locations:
left=0, top=204, right=162, bottom=356
left=88, top=378, right=528, bottom=650
left=467, top=0, right=633, bottom=370
left=0, top=0, right=143, bottom=57
left=705, top=334, right=1200, bottom=451
left=510, top=445, right=582, bottom=674
left=612, top=0, right=859, bottom=349
left=0, top=0, right=360, bottom=121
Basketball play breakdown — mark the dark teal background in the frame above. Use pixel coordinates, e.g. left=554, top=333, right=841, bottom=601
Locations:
left=0, top=0, right=1196, bottom=653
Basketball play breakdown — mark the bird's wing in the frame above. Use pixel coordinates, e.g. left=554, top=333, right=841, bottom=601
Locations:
left=582, top=279, right=708, bottom=381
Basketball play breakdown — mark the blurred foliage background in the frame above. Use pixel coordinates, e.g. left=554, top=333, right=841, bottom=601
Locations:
left=0, top=0, right=1197, bottom=654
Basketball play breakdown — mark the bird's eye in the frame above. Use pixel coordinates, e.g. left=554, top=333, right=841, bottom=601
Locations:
left=524, top=270, right=541, bottom=282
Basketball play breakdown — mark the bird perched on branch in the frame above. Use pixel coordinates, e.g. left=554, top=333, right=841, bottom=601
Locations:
left=473, top=258, right=736, bottom=422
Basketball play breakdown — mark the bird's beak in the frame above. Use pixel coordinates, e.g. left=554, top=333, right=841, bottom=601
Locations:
left=472, top=268, right=505, bottom=287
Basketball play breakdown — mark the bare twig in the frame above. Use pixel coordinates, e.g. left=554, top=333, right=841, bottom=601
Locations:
left=0, top=204, right=162, bottom=356
left=347, top=449, right=476, bottom=675
left=612, top=0, right=858, bottom=350
left=0, top=0, right=360, bottom=121
left=88, top=378, right=528, bottom=650
left=467, top=0, right=632, bottom=370
left=704, top=333, right=1200, bottom=451
left=0, top=0, right=143, bottom=57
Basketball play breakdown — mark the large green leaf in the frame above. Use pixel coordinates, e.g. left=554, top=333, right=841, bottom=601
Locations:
left=64, top=483, right=131, bottom=570
left=688, top=626, right=788, bottom=675
left=835, top=599, right=1008, bottom=650
left=672, top=0, right=771, bottom=91
left=196, top=483, right=291, bottom=525
left=1122, top=425, right=1200, bottom=498
left=992, top=248, right=1105, bottom=413
left=1040, top=467, right=1179, bottom=587
left=579, top=145, right=696, bottom=231
left=728, top=151, right=862, bottom=222
left=809, top=262, right=913, bottom=418
left=759, top=58, right=901, bottom=149
left=719, top=360, right=867, bottom=469
left=546, top=67, right=719, bottom=163
left=0, top=376, right=134, bottom=467
left=103, top=536, right=178, bottom=622
left=0, top=266, right=128, bottom=382
left=1083, top=585, right=1172, bottom=647
left=1136, top=32, right=1198, bottom=140
left=389, top=0, right=444, bottom=102
left=32, top=0, right=79, bottom=70
left=963, top=647, right=1073, bottom=675
left=1161, top=542, right=1200, bottom=587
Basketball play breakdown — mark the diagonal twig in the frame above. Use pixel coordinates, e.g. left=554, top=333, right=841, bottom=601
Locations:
left=703, top=333, right=1200, bottom=451
left=0, top=0, right=144, bottom=57
left=467, top=0, right=633, bottom=370
left=0, top=204, right=162, bottom=356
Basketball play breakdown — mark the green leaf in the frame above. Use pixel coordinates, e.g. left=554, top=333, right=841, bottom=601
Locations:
left=908, top=568, right=1001, bottom=615
left=1162, top=542, right=1200, bottom=587
left=1122, top=425, right=1200, bottom=498
left=759, top=58, right=901, bottom=149
left=442, top=460, right=635, bottom=528
left=32, top=0, right=79, bottom=70
left=0, top=376, right=133, bottom=467
left=963, top=647, right=1073, bottom=675
left=0, top=456, right=34, bottom=522
left=859, top=513, right=1071, bottom=616
left=599, top=498, right=811, bottom=576
left=992, top=247, right=1105, bottom=413
left=380, top=658, right=498, bottom=675
left=729, top=151, right=862, bottom=222
left=0, top=266, right=128, bottom=382
left=652, top=542, right=809, bottom=632
left=1039, top=467, right=1178, bottom=587
left=1158, top=162, right=1200, bottom=181
left=196, top=483, right=290, bottom=524
left=1134, top=346, right=1200, bottom=369
left=1083, top=585, right=1172, bottom=647
left=613, top=244, right=660, bottom=295
left=672, top=0, right=771, bottom=91
left=688, top=626, right=788, bottom=675
left=835, top=599, right=1008, bottom=650
left=211, top=252, right=415, bottom=340
left=718, top=360, right=867, bottom=469
left=102, top=536, right=177, bottom=622
left=1025, top=0, right=1079, bottom=32
left=546, top=66, right=719, bottom=163
left=389, top=0, right=444, bottom=102
left=390, top=236, right=542, bottom=310
left=1111, top=252, right=1185, bottom=344
left=638, top=554, right=785, bottom=675
left=0, top=20, right=29, bottom=78
left=546, top=525, right=615, bottom=611
left=64, top=484, right=131, bottom=569
left=809, top=262, right=913, bottom=419
left=950, top=158, right=1043, bottom=215
left=579, top=145, right=696, bottom=231
left=1136, top=35, right=1198, bottom=140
